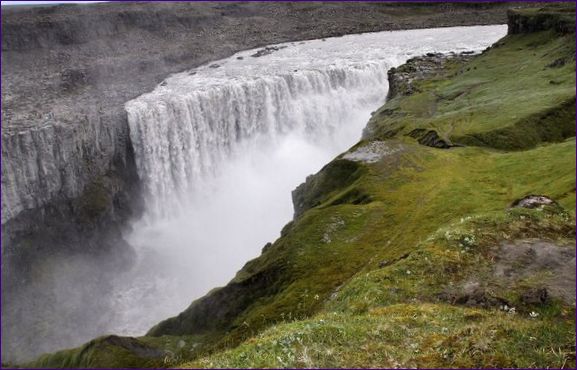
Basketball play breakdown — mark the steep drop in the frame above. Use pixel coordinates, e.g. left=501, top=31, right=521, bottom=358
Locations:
left=119, top=25, right=507, bottom=337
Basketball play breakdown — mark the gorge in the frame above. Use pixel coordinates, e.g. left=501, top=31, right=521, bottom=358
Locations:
left=1, top=2, right=575, bottom=369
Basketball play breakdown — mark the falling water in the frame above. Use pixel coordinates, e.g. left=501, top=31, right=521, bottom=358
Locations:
left=126, top=63, right=389, bottom=218
left=110, top=26, right=509, bottom=336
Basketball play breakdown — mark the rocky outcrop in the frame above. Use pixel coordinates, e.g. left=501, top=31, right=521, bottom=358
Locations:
left=292, top=159, right=365, bottom=219
left=507, top=4, right=576, bottom=34
left=1, top=111, right=142, bottom=363
left=407, top=128, right=456, bottom=149
left=386, top=52, right=474, bottom=101
left=511, top=195, right=559, bottom=209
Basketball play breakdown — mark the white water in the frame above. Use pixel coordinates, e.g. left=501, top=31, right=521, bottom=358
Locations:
left=114, top=25, right=507, bottom=335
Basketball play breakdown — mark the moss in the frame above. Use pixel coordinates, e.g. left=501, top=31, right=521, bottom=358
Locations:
left=28, top=336, right=164, bottom=368
left=184, top=303, right=575, bottom=369
left=366, top=29, right=576, bottom=151
left=508, top=4, right=576, bottom=35
left=454, top=97, right=576, bottom=150
left=292, top=159, right=366, bottom=217
left=328, top=205, right=575, bottom=313
left=26, top=334, right=208, bottom=369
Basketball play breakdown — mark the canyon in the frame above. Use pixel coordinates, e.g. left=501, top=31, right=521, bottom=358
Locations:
left=1, top=2, right=574, bottom=368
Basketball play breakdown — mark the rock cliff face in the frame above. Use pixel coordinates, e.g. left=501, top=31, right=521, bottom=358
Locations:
left=507, top=6, right=575, bottom=34
left=1, top=111, right=134, bottom=224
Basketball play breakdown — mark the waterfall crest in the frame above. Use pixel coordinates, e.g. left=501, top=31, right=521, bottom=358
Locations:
left=125, top=25, right=507, bottom=220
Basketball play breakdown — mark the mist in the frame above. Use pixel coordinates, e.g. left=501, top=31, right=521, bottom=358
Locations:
left=117, top=106, right=374, bottom=334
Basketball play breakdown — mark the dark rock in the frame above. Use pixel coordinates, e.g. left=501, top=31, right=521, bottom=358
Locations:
left=386, top=52, right=473, bottom=100
left=521, top=287, right=549, bottom=305
left=209, top=63, right=220, bottom=68
left=250, top=45, right=287, bottom=58
left=407, top=128, right=455, bottom=149
left=507, top=5, right=576, bottom=35
left=262, top=242, right=272, bottom=253
left=60, top=68, right=91, bottom=91
left=292, top=159, right=363, bottom=219
left=440, top=288, right=509, bottom=308
left=546, top=57, right=566, bottom=68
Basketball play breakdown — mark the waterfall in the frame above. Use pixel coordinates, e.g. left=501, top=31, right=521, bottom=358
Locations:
left=118, top=25, right=507, bottom=336
left=125, top=25, right=507, bottom=221
left=126, top=63, right=388, bottom=219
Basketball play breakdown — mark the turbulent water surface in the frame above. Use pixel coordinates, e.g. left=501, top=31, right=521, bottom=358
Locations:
left=5, top=25, right=507, bottom=362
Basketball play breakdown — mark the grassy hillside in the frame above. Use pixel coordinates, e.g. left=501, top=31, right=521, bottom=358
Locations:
left=27, top=5, right=575, bottom=369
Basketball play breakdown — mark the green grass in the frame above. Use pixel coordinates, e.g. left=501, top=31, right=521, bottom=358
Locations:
left=366, top=30, right=576, bottom=150
left=184, top=303, right=575, bottom=368
left=184, top=205, right=575, bottom=368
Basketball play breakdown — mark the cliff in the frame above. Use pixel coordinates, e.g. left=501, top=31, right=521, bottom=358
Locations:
left=26, top=6, right=576, bottom=369
left=507, top=4, right=576, bottom=34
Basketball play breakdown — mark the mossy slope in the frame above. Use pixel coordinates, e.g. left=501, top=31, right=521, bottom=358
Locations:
left=26, top=5, right=576, bottom=368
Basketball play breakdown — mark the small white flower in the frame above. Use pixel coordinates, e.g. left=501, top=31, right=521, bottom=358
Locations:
left=406, top=270, right=412, bottom=275
left=529, top=311, right=539, bottom=318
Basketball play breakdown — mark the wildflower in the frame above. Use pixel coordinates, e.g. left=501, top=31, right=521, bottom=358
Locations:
left=406, top=270, right=412, bottom=275
left=529, top=311, right=539, bottom=318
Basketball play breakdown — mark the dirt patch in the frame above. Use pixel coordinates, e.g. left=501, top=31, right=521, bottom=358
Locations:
left=441, top=238, right=575, bottom=308
left=494, top=239, right=576, bottom=304
left=343, top=141, right=404, bottom=164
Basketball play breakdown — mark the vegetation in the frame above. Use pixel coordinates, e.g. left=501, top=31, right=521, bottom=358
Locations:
left=26, top=6, right=576, bottom=368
